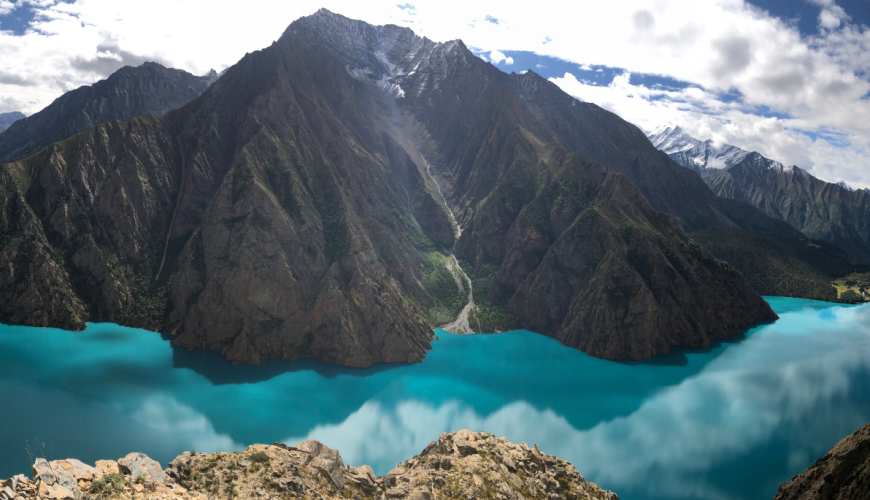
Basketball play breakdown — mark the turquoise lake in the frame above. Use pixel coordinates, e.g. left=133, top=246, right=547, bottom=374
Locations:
left=1, top=297, right=869, bottom=500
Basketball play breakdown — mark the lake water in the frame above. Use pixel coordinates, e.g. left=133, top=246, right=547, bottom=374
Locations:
left=1, top=297, right=869, bottom=500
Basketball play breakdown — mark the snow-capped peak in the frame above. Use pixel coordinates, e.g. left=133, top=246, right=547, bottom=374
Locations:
left=646, top=123, right=749, bottom=174
left=836, top=180, right=855, bottom=192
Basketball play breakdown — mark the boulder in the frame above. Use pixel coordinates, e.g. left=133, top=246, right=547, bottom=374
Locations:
left=117, top=453, right=169, bottom=484
left=295, top=440, right=344, bottom=490
left=347, top=465, right=377, bottom=490
left=94, top=460, right=119, bottom=477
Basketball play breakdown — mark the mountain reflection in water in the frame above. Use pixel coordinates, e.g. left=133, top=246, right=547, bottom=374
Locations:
left=0, top=297, right=868, bottom=500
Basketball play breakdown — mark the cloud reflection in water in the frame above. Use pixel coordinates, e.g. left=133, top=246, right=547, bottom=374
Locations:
left=282, top=303, right=870, bottom=500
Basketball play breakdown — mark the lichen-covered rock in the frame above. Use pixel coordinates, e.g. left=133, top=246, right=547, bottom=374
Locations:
left=1, top=431, right=617, bottom=500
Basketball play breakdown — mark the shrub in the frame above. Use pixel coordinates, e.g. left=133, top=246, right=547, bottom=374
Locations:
left=838, top=290, right=864, bottom=304
left=88, top=474, right=130, bottom=497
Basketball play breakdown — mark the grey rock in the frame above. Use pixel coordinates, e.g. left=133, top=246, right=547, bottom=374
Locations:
left=118, top=453, right=169, bottom=484
left=295, top=440, right=344, bottom=490
left=347, top=465, right=376, bottom=490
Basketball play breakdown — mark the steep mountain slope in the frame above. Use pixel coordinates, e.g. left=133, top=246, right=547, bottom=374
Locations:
left=0, top=111, right=25, bottom=133
left=690, top=227, right=853, bottom=301
left=0, top=63, right=216, bottom=163
left=0, top=10, right=777, bottom=366
left=710, top=153, right=870, bottom=262
left=774, top=422, right=870, bottom=500
left=289, top=10, right=776, bottom=355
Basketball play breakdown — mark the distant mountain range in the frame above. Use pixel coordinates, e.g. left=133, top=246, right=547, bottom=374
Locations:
left=0, top=111, right=25, bottom=133
left=647, top=124, right=749, bottom=180
left=0, top=62, right=217, bottom=163
left=649, top=125, right=870, bottom=263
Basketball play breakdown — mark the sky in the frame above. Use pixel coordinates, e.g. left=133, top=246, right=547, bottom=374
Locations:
left=1, top=1, right=870, bottom=189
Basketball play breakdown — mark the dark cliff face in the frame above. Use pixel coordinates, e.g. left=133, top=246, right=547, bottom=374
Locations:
left=0, top=9, right=778, bottom=366
left=0, top=111, right=25, bottom=133
left=774, top=422, right=870, bottom=500
left=709, top=153, right=870, bottom=263
left=483, top=154, right=774, bottom=359
left=0, top=63, right=214, bottom=163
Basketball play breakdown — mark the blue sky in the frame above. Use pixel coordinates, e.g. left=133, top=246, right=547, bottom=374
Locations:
left=0, top=3, right=35, bottom=35
left=1, top=0, right=870, bottom=188
left=747, top=0, right=870, bottom=36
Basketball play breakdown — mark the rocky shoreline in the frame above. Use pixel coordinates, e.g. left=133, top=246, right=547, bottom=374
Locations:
left=0, top=430, right=618, bottom=500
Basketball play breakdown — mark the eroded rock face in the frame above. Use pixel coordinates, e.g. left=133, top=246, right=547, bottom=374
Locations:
left=1, top=431, right=618, bottom=499
left=773, top=422, right=870, bottom=500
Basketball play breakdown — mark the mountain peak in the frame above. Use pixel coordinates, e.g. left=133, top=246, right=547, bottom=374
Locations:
left=0, top=111, right=26, bottom=133
left=648, top=124, right=749, bottom=174
left=837, top=180, right=855, bottom=192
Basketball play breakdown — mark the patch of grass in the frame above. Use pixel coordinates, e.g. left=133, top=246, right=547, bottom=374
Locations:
left=248, top=451, right=270, bottom=464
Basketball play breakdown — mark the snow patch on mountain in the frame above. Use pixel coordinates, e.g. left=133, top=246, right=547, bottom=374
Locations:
left=837, top=180, right=856, bottom=192
left=647, top=124, right=749, bottom=172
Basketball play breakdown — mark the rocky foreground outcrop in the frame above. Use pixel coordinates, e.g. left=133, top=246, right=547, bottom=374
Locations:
left=0, top=430, right=617, bottom=500
left=774, top=422, right=870, bottom=500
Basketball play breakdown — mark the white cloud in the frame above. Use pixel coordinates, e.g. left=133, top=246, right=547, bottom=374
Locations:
left=579, top=64, right=592, bottom=70
left=0, top=1, right=15, bottom=16
left=810, top=0, right=850, bottom=30
left=0, top=0, right=868, bottom=187
left=131, top=395, right=243, bottom=454
left=488, top=50, right=513, bottom=65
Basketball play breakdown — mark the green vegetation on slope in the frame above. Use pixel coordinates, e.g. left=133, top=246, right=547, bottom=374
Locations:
left=691, top=227, right=854, bottom=302
left=832, top=271, right=870, bottom=303
left=119, top=275, right=171, bottom=330
left=459, top=259, right=519, bottom=333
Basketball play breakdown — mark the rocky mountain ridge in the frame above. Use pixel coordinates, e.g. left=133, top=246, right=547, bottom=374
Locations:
left=0, top=62, right=216, bottom=163
left=0, top=430, right=618, bottom=500
left=711, top=152, right=870, bottom=263
left=647, top=125, right=870, bottom=263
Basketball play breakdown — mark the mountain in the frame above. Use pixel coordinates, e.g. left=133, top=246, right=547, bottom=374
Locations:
left=774, top=422, right=870, bottom=500
left=710, top=153, right=870, bottom=262
left=0, top=9, right=779, bottom=366
left=0, top=111, right=25, bottom=133
left=648, top=124, right=749, bottom=180
left=837, top=180, right=855, bottom=192
left=649, top=126, right=870, bottom=263
left=0, top=62, right=216, bottom=163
